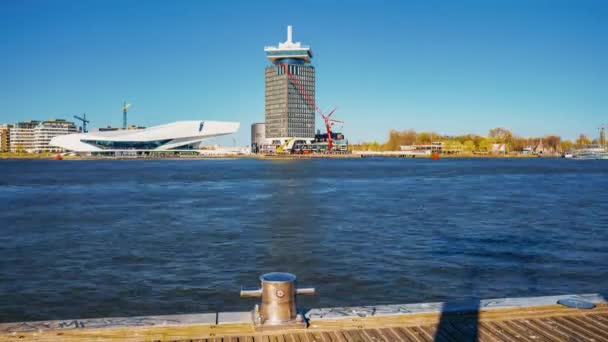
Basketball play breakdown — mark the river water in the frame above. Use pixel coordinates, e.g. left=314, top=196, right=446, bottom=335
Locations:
left=1, top=158, right=607, bottom=322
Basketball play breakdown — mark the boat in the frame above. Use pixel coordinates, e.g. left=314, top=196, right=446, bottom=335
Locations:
left=571, top=145, right=608, bottom=159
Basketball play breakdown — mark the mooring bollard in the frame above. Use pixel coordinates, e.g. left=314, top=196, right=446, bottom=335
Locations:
left=241, top=272, right=315, bottom=328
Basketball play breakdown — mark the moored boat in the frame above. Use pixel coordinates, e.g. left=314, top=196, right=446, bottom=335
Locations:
left=571, top=145, right=608, bottom=159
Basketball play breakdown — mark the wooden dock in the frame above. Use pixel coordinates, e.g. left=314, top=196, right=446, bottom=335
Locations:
left=1, top=294, right=607, bottom=341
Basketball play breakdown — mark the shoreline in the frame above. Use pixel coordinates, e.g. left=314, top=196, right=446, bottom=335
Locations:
left=0, top=153, right=557, bottom=161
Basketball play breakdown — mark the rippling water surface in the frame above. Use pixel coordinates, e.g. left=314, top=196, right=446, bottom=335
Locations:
left=1, top=158, right=607, bottom=322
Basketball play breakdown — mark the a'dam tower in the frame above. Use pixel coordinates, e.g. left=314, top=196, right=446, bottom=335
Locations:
left=264, top=26, right=315, bottom=139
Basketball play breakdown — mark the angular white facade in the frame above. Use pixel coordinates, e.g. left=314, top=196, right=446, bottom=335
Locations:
left=50, top=121, right=240, bottom=153
left=33, top=120, right=78, bottom=152
left=10, top=120, right=78, bottom=153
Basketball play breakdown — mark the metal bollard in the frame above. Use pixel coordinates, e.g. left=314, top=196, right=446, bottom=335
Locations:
left=240, top=272, right=315, bottom=328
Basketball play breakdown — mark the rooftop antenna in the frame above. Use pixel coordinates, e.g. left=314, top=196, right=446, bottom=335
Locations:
left=73, top=113, right=90, bottom=133
left=122, top=101, right=131, bottom=129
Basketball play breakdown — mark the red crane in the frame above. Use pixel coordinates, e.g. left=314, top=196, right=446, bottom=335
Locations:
left=278, top=62, right=343, bottom=151
left=319, top=108, right=343, bottom=151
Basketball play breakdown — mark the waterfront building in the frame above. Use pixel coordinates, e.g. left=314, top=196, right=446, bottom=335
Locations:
left=33, top=119, right=78, bottom=153
left=399, top=142, right=445, bottom=154
left=264, top=26, right=315, bottom=140
left=250, top=123, right=266, bottom=153
left=9, top=120, right=79, bottom=153
left=50, top=120, right=240, bottom=155
left=9, top=121, right=39, bottom=153
left=0, top=124, right=12, bottom=152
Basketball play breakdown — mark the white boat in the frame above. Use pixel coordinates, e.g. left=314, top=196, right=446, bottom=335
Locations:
left=571, top=145, right=608, bottom=159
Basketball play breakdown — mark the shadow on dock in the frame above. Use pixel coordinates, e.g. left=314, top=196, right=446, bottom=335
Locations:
left=433, top=251, right=481, bottom=340
left=434, top=298, right=480, bottom=341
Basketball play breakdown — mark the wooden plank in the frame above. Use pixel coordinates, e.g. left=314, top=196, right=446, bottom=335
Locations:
left=505, top=320, right=556, bottom=342
left=335, top=330, right=355, bottom=342
left=362, top=328, right=387, bottom=342
left=327, top=331, right=348, bottom=342
left=568, top=316, right=608, bottom=340
left=483, top=321, right=525, bottom=341
left=377, top=328, right=402, bottom=342
left=450, top=320, right=481, bottom=341
left=500, top=320, right=538, bottom=341
left=409, top=327, right=433, bottom=342
left=299, top=332, right=313, bottom=342
left=417, top=324, right=450, bottom=342
left=321, top=332, right=336, bottom=342
left=445, top=322, right=488, bottom=342
left=583, top=314, right=608, bottom=329
left=591, top=313, right=608, bottom=326
left=475, top=322, right=509, bottom=342
left=389, top=327, right=418, bottom=342
left=309, top=330, right=326, bottom=342
left=529, top=318, right=573, bottom=341
left=539, top=318, right=592, bottom=341
left=309, top=304, right=608, bottom=333
left=553, top=316, right=608, bottom=341
left=341, top=329, right=366, bottom=342
left=513, top=319, right=563, bottom=342
left=402, top=327, right=426, bottom=342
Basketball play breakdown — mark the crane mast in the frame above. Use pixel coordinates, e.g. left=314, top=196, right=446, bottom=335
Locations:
left=122, top=102, right=132, bottom=129
left=73, top=113, right=90, bottom=133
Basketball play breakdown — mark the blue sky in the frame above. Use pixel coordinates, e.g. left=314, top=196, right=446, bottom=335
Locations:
left=1, top=0, right=606, bottom=144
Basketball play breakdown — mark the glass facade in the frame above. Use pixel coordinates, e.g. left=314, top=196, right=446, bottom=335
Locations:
left=82, top=139, right=172, bottom=150
left=265, top=63, right=315, bottom=138
left=265, top=50, right=310, bottom=57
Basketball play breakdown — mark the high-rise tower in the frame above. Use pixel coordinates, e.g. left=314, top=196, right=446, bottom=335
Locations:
left=264, top=26, right=315, bottom=139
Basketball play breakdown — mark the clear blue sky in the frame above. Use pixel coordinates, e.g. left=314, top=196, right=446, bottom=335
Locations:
left=1, top=0, right=606, bottom=144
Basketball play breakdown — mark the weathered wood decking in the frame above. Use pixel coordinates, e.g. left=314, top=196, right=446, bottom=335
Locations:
left=1, top=294, right=606, bottom=341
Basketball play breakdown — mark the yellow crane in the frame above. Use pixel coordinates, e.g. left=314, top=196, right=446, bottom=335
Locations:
left=275, top=138, right=295, bottom=154
left=122, top=102, right=132, bottom=129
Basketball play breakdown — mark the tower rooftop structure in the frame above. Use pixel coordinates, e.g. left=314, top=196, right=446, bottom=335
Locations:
left=264, top=26, right=313, bottom=64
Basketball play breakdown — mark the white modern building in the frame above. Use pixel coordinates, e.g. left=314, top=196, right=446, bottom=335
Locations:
left=9, top=120, right=78, bottom=153
left=33, top=120, right=78, bottom=152
left=50, top=120, right=240, bottom=155
left=9, top=121, right=38, bottom=152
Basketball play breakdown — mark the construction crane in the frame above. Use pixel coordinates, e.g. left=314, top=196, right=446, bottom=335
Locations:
left=278, top=61, right=343, bottom=151
left=319, top=108, right=343, bottom=151
left=122, top=102, right=131, bottom=129
left=276, top=137, right=295, bottom=154
left=73, top=113, right=90, bottom=133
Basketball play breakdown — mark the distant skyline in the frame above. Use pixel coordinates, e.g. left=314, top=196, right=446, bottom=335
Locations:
left=1, top=0, right=606, bottom=144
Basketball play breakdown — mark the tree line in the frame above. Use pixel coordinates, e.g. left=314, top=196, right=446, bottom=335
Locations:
left=351, top=128, right=596, bottom=153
